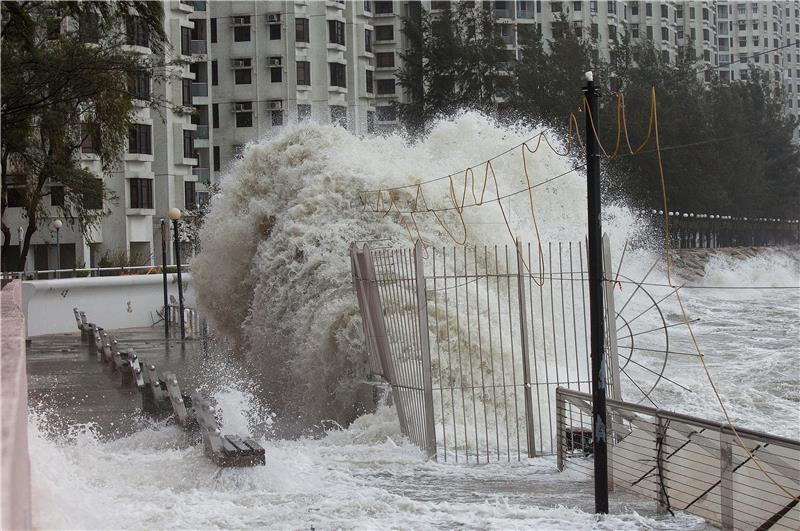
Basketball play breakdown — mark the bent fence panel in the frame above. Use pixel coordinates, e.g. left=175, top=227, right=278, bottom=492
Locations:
left=557, top=387, right=800, bottom=531
left=350, top=237, right=622, bottom=463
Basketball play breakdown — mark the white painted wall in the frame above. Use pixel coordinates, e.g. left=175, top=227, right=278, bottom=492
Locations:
left=21, top=274, right=194, bottom=337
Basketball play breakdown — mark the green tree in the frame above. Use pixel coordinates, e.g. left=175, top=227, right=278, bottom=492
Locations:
left=1, top=1, right=171, bottom=271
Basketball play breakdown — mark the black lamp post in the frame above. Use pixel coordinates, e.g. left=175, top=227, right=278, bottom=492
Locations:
left=168, top=207, right=185, bottom=340
left=160, top=218, right=170, bottom=337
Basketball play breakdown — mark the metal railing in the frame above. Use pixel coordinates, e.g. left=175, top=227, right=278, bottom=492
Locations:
left=190, top=39, right=207, bottom=54
left=192, top=167, right=210, bottom=183
left=195, top=125, right=209, bottom=139
left=1, top=264, right=190, bottom=281
left=556, top=387, right=800, bottom=530
left=350, top=236, right=622, bottom=463
left=165, top=304, right=203, bottom=339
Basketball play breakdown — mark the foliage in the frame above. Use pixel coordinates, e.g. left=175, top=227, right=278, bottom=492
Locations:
left=97, top=248, right=150, bottom=268
left=396, top=2, right=507, bottom=135
left=397, top=7, right=800, bottom=218
left=0, top=1, right=172, bottom=271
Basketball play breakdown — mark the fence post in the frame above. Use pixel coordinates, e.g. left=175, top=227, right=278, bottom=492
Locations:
left=556, top=388, right=566, bottom=471
left=656, top=415, right=669, bottom=514
left=515, top=240, right=536, bottom=458
left=414, top=240, right=437, bottom=460
left=720, top=431, right=734, bottom=530
left=601, top=234, right=622, bottom=402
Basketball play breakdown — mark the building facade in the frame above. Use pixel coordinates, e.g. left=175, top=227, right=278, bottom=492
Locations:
left=5, top=1, right=798, bottom=272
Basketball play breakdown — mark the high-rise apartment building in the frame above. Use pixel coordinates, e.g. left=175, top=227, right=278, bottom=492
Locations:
left=6, top=1, right=798, bottom=273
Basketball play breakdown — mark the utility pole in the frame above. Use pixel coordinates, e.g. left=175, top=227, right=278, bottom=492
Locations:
left=584, top=71, right=609, bottom=514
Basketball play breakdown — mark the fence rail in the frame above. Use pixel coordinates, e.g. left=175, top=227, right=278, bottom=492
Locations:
left=350, top=236, right=623, bottom=463
left=642, top=212, right=800, bottom=249
left=556, top=387, right=800, bottom=531
left=1, top=264, right=190, bottom=281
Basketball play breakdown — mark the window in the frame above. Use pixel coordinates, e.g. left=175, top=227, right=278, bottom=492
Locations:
left=126, top=16, right=149, bottom=47
left=690, top=28, right=696, bottom=40
left=631, top=2, right=638, bottom=15
left=213, top=146, right=220, bottom=171
left=183, top=130, right=195, bottom=159
left=374, top=1, right=392, bottom=14
left=5, top=182, right=23, bottom=208
left=233, top=16, right=251, bottom=42
left=592, top=24, right=599, bottom=39
left=78, top=13, right=100, bottom=43
left=83, top=179, right=103, bottom=210
left=572, top=2, right=581, bottom=11
left=702, top=8, right=708, bottom=21
left=551, top=1, right=562, bottom=12
left=234, top=102, right=253, bottom=127
left=376, top=52, right=395, bottom=68
left=330, top=105, right=347, bottom=127
left=661, top=50, right=670, bottom=63
left=376, top=105, right=396, bottom=121
left=50, top=185, right=64, bottom=207
left=210, top=18, right=217, bottom=43
left=689, top=6, right=695, bottom=19
left=264, top=21, right=279, bottom=40
left=184, top=181, right=197, bottom=211
left=366, top=69, right=373, bottom=93
left=376, top=78, right=395, bottom=95
left=660, top=4, right=667, bottom=18
left=211, top=60, right=218, bottom=86
left=676, top=6, right=682, bottom=18
left=661, top=27, right=669, bottom=41
left=270, top=58, right=282, bottom=82
left=129, top=178, right=153, bottom=209
left=740, top=37, right=748, bottom=47
left=631, top=26, right=639, bottom=39
left=181, top=26, right=191, bottom=55
left=364, top=1, right=372, bottom=13
left=80, top=123, right=97, bottom=154
left=375, top=25, right=393, bottom=41
left=297, top=61, right=311, bottom=85
left=271, top=110, right=283, bottom=126
left=589, top=0, right=597, bottom=13
left=181, top=78, right=192, bottom=106
left=296, top=18, right=310, bottom=43
left=129, top=72, right=151, bottom=100
left=738, top=20, right=746, bottom=31
left=365, top=29, right=373, bottom=53
left=645, top=3, right=652, bottom=16
left=297, top=104, right=311, bottom=121
left=212, top=104, right=219, bottom=128
left=329, top=20, right=345, bottom=45
left=233, top=58, right=252, bottom=84
left=647, top=25, right=653, bottom=39
left=704, top=49, right=711, bottom=62
left=703, top=28, right=709, bottom=42
left=330, top=62, right=346, bottom=87
left=128, top=124, right=152, bottom=155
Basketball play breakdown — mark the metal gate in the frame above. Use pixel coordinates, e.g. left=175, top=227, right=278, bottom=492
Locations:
left=350, top=237, right=622, bottom=462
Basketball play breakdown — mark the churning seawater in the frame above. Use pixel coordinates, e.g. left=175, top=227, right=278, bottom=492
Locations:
left=28, top=115, right=799, bottom=529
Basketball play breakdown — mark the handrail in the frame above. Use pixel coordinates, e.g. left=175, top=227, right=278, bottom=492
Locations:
left=557, top=387, right=800, bottom=453
left=1, top=264, right=191, bottom=280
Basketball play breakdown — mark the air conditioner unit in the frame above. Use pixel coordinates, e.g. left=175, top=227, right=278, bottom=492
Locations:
left=233, top=102, right=250, bottom=112
left=231, top=58, right=251, bottom=68
left=268, top=56, right=282, bottom=67
left=267, top=100, right=283, bottom=110
left=267, top=13, right=281, bottom=23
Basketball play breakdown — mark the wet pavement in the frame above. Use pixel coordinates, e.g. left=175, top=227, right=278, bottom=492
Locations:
left=26, top=327, right=205, bottom=439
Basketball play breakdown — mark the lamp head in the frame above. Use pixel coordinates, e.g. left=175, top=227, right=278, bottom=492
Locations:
left=585, top=70, right=594, bottom=82
left=52, top=219, right=63, bottom=230
left=167, top=208, right=182, bottom=221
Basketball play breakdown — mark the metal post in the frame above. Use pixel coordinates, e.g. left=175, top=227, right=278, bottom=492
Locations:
left=556, top=389, right=566, bottom=471
left=172, top=219, right=186, bottom=340
left=584, top=71, right=609, bottom=514
left=55, top=227, right=61, bottom=278
left=160, top=219, right=169, bottom=337
left=17, top=227, right=24, bottom=272
left=515, top=240, right=536, bottom=458
left=720, top=431, right=734, bottom=530
left=414, top=240, right=437, bottom=460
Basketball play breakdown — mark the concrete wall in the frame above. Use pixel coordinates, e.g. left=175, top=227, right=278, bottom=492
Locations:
left=21, top=274, right=194, bottom=337
left=1, top=280, right=32, bottom=530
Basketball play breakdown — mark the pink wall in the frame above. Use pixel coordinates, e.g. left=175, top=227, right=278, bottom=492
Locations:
left=1, top=280, right=31, bottom=530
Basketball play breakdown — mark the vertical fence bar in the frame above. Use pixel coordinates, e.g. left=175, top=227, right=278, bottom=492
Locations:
left=413, top=241, right=437, bottom=460
left=720, top=431, right=734, bottom=531
left=556, top=389, right=566, bottom=471
left=602, top=234, right=622, bottom=402
left=656, top=414, right=669, bottom=514
left=516, top=240, right=536, bottom=458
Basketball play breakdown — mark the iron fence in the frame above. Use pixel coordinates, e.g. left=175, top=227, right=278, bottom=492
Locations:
left=350, top=236, right=623, bottom=463
left=556, top=387, right=800, bottom=530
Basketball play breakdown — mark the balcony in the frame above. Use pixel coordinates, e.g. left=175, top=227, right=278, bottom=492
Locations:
left=192, top=82, right=208, bottom=97
left=192, top=167, right=210, bottom=184
left=193, top=0, right=207, bottom=11
left=195, top=125, right=209, bottom=140
left=191, top=39, right=207, bottom=54
left=494, top=8, right=512, bottom=19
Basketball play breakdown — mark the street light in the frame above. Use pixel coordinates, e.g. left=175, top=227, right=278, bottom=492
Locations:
left=52, top=219, right=62, bottom=278
left=168, top=207, right=185, bottom=340
left=160, top=219, right=170, bottom=338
